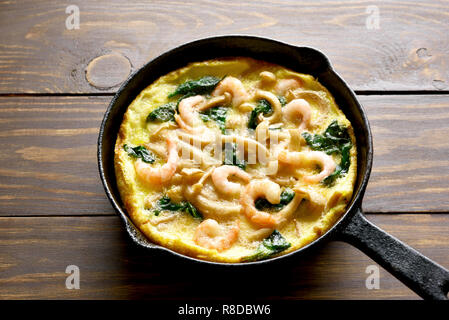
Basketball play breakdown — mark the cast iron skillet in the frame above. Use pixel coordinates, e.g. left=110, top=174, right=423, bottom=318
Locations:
left=98, top=35, right=449, bottom=300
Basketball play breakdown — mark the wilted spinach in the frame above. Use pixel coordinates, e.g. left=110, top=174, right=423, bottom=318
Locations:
left=278, top=96, right=287, bottom=107
left=168, top=76, right=222, bottom=98
left=200, top=106, right=228, bottom=133
left=254, top=188, right=295, bottom=212
left=322, top=143, right=351, bottom=186
left=146, top=102, right=176, bottom=122
left=183, top=202, right=202, bottom=220
left=248, top=99, right=272, bottom=129
left=123, top=144, right=155, bottom=164
left=302, top=120, right=351, bottom=154
left=242, top=230, right=291, bottom=262
left=302, top=120, right=352, bottom=186
left=153, top=196, right=203, bottom=219
left=223, top=142, right=246, bottom=170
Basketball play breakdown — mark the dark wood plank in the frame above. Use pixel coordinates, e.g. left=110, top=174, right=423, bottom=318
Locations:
left=362, top=95, right=449, bottom=212
left=0, top=96, right=107, bottom=215
left=0, top=95, right=448, bottom=216
left=0, top=0, right=448, bottom=93
left=0, top=214, right=447, bottom=299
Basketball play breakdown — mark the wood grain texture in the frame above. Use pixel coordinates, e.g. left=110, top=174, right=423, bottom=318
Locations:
left=0, top=95, right=448, bottom=216
left=0, top=0, right=448, bottom=93
left=363, top=95, right=449, bottom=212
left=0, top=96, right=107, bottom=215
left=0, top=214, right=447, bottom=299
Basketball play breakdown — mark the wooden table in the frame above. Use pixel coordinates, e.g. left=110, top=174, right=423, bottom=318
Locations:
left=0, top=0, right=448, bottom=300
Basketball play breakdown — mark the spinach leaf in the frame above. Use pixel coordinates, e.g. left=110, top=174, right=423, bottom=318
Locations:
left=302, top=120, right=352, bottom=185
left=157, top=195, right=184, bottom=211
left=322, top=142, right=351, bottom=186
left=302, top=120, right=351, bottom=155
left=242, top=230, right=291, bottom=262
left=146, top=103, right=176, bottom=122
left=123, top=144, right=155, bottom=164
left=248, top=99, right=273, bottom=129
left=154, top=196, right=203, bottom=219
left=183, top=202, right=203, bottom=220
left=200, top=106, right=228, bottom=133
left=168, top=76, right=222, bottom=98
left=254, top=188, right=295, bottom=212
left=278, top=96, right=287, bottom=107
left=223, top=142, right=246, bottom=170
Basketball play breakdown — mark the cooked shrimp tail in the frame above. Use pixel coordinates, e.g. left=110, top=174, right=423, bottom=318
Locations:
left=194, top=219, right=240, bottom=252
left=283, top=98, right=312, bottom=131
left=212, top=76, right=249, bottom=106
left=175, top=95, right=205, bottom=133
left=212, top=165, right=251, bottom=196
left=134, top=138, right=179, bottom=185
left=278, top=150, right=336, bottom=183
left=240, top=179, right=281, bottom=228
left=275, top=78, right=302, bottom=96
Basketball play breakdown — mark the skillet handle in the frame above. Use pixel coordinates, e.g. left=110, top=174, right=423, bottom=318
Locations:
left=336, top=207, right=449, bottom=300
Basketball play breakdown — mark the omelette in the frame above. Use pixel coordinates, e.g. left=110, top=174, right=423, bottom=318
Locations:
left=114, top=57, right=357, bottom=263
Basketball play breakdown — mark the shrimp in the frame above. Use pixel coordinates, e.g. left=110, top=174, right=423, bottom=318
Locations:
left=278, top=150, right=336, bottom=183
left=212, top=165, right=251, bottom=196
left=134, top=138, right=179, bottom=185
left=283, top=98, right=312, bottom=131
left=212, top=76, right=249, bottom=106
left=275, top=78, right=302, bottom=96
left=193, top=219, right=240, bottom=252
left=174, top=95, right=205, bottom=133
left=240, top=179, right=306, bottom=228
left=240, top=179, right=281, bottom=228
